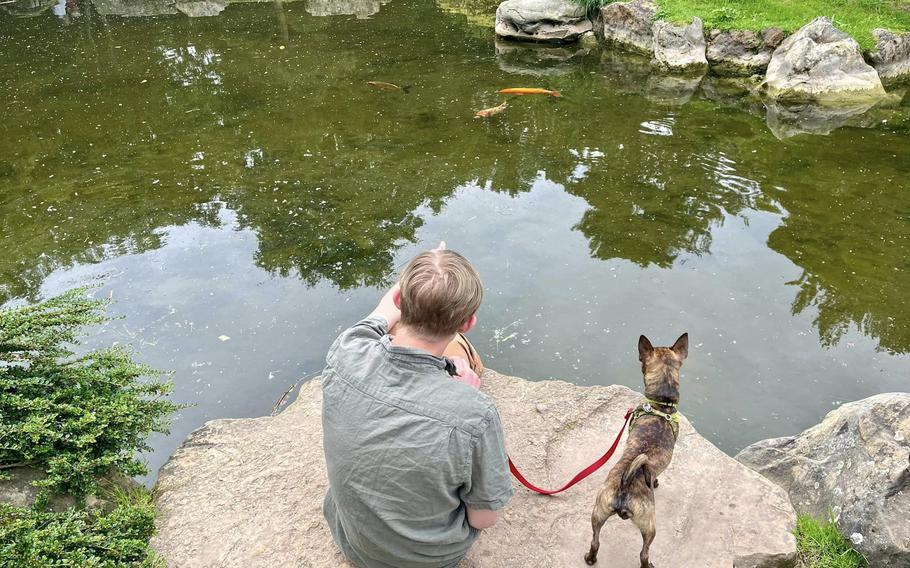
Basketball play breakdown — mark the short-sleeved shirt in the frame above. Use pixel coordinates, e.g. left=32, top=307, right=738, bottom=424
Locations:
left=321, top=316, right=513, bottom=568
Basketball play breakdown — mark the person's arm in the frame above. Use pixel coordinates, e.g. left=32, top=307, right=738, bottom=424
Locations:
left=368, top=282, right=401, bottom=330
left=466, top=507, right=499, bottom=529
left=459, top=406, right=513, bottom=530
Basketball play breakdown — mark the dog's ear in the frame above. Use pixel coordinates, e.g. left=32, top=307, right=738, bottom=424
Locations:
left=671, top=333, right=688, bottom=360
left=638, top=335, right=654, bottom=362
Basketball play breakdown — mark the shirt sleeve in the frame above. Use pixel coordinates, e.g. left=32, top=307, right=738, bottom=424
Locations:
left=326, top=315, right=388, bottom=365
left=459, top=406, right=514, bottom=511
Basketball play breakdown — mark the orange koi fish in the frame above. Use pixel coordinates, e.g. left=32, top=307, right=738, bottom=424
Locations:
left=498, top=87, right=560, bottom=97
left=474, top=100, right=508, bottom=118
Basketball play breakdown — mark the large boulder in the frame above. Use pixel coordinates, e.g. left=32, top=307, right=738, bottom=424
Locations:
left=737, top=393, right=910, bottom=566
left=869, top=29, right=910, bottom=82
left=763, top=17, right=886, bottom=102
left=152, top=370, right=797, bottom=567
left=594, top=0, right=658, bottom=54
left=652, top=17, right=707, bottom=70
left=494, top=0, right=592, bottom=44
left=707, top=29, right=774, bottom=74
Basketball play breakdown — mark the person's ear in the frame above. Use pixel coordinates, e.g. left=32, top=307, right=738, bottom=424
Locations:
left=393, top=288, right=402, bottom=309
left=460, top=314, right=477, bottom=334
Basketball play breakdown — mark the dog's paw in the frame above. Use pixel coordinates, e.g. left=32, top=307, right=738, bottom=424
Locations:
left=584, top=552, right=597, bottom=565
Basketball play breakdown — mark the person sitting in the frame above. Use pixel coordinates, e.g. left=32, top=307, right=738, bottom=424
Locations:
left=321, top=242, right=512, bottom=568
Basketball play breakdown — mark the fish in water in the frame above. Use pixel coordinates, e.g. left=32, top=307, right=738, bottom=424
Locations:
left=474, top=100, right=508, bottom=118
left=368, top=81, right=410, bottom=93
left=498, top=87, right=560, bottom=97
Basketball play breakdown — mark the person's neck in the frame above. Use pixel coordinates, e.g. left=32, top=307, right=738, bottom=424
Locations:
left=390, top=325, right=455, bottom=357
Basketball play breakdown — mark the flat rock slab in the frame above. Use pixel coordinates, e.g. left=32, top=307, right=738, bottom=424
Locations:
left=152, top=370, right=797, bottom=567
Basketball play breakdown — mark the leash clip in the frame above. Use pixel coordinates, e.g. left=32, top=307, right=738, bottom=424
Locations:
left=642, top=403, right=652, bottom=413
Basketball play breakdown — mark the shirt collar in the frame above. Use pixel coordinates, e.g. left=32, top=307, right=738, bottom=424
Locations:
left=379, top=334, right=448, bottom=370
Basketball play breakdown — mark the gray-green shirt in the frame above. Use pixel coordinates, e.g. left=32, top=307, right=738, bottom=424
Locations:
left=321, top=316, right=513, bottom=568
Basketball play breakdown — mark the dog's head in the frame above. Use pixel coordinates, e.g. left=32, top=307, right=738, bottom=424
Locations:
left=637, top=333, right=688, bottom=404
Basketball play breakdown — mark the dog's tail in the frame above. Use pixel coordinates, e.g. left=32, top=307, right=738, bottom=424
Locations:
left=614, top=453, right=650, bottom=519
left=622, top=453, right=649, bottom=488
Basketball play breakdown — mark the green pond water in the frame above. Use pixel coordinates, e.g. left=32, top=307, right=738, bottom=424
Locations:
left=2, top=0, right=909, bottom=483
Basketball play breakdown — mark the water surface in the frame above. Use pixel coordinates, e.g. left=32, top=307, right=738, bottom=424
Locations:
left=2, top=0, right=909, bottom=483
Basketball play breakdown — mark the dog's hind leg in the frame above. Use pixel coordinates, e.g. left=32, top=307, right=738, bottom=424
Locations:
left=583, top=505, right=614, bottom=565
left=632, top=501, right=657, bottom=568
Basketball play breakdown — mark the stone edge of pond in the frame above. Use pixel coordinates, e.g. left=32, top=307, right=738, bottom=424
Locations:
left=494, top=0, right=910, bottom=94
left=150, top=369, right=799, bottom=567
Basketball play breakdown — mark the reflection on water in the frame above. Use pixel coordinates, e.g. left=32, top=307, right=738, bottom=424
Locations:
left=306, top=0, right=389, bottom=18
left=1, top=0, right=908, bottom=475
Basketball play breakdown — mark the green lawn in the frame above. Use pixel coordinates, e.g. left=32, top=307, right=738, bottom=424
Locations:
left=596, top=0, right=910, bottom=50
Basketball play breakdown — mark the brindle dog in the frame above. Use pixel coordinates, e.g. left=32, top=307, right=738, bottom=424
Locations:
left=584, top=333, right=688, bottom=568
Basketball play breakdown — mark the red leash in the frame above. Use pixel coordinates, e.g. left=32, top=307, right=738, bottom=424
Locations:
left=508, top=407, right=634, bottom=495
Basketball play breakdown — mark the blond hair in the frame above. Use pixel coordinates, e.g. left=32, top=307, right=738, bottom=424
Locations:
left=398, top=250, right=483, bottom=339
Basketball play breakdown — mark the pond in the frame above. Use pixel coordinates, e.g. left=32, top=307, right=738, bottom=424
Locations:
left=2, top=0, right=909, bottom=484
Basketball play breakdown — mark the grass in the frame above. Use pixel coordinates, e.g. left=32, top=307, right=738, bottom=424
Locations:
left=586, top=0, right=910, bottom=50
left=794, top=514, right=867, bottom=568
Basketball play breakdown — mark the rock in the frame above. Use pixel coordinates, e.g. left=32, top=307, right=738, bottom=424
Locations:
left=152, top=370, right=798, bottom=567
left=869, top=29, right=910, bottom=82
left=707, top=29, right=772, bottom=74
left=652, top=17, right=708, bottom=70
left=763, top=17, right=886, bottom=102
left=594, top=0, right=658, bottom=54
left=762, top=27, right=786, bottom=49
left=494, top=0, right=592, bottom=44
left=90, top=0, right=178, bottom=16
left=175, top=0, right=226, bottom=16
left=737, top=393, right=910, bottom=566
left=0, top=466, right=140, bottom=513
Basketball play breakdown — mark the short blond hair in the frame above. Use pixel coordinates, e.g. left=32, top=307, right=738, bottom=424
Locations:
left=398, top=250, right=483, bottom=339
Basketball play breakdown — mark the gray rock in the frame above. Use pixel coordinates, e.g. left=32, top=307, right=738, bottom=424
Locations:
left=763, top=17, right=886, bottom=102
left=175, top=0, right=226, bottom=16
left=869, top=28, right=910, bottom=82
left=0, top=466, right=139, bottom=513
left=737, top=393, right=910, bottom=566
left=762, top=27, right=786, bottom=49
left=90, top=0, right=178, bottom=16
left=494, top=0, right=592, bottom=44
left=707, top=29, right=772, bottom=74
left=152, top=370, right=798, bottom=567
left=652, top=17, right=707, bottom=70
left=594, top=0, right=658, bottom=54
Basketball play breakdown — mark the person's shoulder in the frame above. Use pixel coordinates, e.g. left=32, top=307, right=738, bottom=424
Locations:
left=327, top=315, right=388, bottom=364
left=434, top=378, right=499, bottom=435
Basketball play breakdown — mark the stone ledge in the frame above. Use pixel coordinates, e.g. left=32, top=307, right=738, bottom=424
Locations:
left=151, top=370, right=798, bottom=567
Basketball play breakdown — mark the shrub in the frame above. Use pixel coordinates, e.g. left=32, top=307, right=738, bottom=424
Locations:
left=0, top=488, right=165, bottom=568
left=0, top=288, right=181, bottom=502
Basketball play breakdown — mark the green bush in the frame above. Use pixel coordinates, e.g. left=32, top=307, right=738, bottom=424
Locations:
left=795, top=514, right=867, bottom=568
left=0, top=288, right=181, bottom=501
left=0, top=489, right=165, bottom=568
